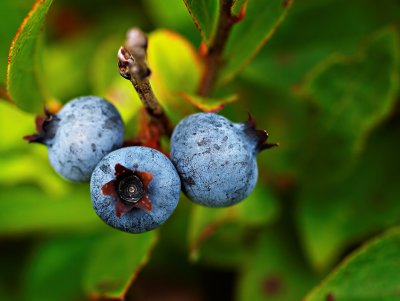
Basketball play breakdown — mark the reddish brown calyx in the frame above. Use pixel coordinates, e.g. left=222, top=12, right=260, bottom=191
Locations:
left=23, top=110, right=59, bottom=144
left=101, top=163, right=153, bottom=218
left=244, top=114, right=279, bottom=152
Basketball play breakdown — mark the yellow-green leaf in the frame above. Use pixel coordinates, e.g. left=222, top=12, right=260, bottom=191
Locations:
left=147, top=29, right=202, bottom=122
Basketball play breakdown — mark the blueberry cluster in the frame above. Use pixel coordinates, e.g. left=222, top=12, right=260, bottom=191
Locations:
left=27, top=97, right=275, bottom=233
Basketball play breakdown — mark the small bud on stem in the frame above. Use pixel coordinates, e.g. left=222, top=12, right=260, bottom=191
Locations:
left=118, top=28, right=172, bottom=136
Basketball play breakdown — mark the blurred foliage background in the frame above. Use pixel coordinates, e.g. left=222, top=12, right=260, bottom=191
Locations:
left=0, top=0, right=400, bottom=300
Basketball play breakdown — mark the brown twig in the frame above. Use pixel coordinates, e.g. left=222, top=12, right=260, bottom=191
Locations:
left=118, top=28, right=172, bottom=136
left=197, top=0, right=243, bottom=96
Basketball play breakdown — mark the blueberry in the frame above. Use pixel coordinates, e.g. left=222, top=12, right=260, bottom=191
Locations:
left=170, top=113, right=277, bottom=207
left=90, top=146, right=181, bottom=233
left=24, top=96, right=124, bottom=182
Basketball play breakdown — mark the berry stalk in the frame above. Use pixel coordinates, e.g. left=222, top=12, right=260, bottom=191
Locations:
left=118, top=28, right=172, bottom=136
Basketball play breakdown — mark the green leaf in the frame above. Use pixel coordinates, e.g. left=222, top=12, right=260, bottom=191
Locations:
left=188, top=184, right=279, bottom=259
left=23, top=235, right=97, bottom=301
left=299, top=29, right=399, bottom=188
left=305, top=228, right=400, bottom=301
left=43, top=37, right=96, bottom=102
left=183, top=0, right=219, bottom=45
left=303, top=29, right=399, bottom=140
left=0, top=101, right=34, bottom=150
left=147, top=29, right=202, bottom=122
left=84, top=230, right=158, bottom=299
left=0, top=0, right=33, bottom=86
left=7, top=0, right=53, bottom=113
left=298, top=118, right=400, bottom=270
left=0, top=98, right=100, bottom=236
left=238, top=228, right=318, bottom=301
left=0, top=183, right=100, bottom=236
left=242, top=0, right=400, bottom=91
left=0, top=150, right=66, bottom=195
left=144, top=0, right=199, bottom=44
left=180, top=92, right=237, bottom=112
left=197, top=223, right=249, bottom=267
left=220, top=0, right=293, bottom=84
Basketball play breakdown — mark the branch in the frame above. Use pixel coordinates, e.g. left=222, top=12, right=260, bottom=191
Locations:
left=118, top=28, right=172, bottom=136
left=197, top=0, right=244, bottom=96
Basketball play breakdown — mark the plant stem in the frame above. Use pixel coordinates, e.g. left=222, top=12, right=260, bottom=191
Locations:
left=197, top=0, right=240, bottom=97
left=118, top=28, right=172, bottom=136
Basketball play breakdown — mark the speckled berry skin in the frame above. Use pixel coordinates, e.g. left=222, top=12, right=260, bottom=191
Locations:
left=171, top=113, right=261, bottom=207
left=90, top=147, right=181, bottom=233
left=47, top=96, right=124, bottom=182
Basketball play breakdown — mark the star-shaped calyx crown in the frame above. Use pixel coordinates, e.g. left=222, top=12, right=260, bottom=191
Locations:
left=244, top=114, right=279, bottom=152
left=23, top=110, right=59, bottom=144
left=101, top=164, right=153, bottom=217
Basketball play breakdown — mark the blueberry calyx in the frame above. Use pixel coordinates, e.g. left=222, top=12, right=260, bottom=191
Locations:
left=117, top=174, right=145, bottom=203
left=101, top=164, right=153, bottom=217
left=244, top=114, right=279, bottom=152
left=23, top=110, right=59, bottom=145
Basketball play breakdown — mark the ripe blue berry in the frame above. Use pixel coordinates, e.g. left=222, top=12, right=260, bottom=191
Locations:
left=90, top=146, right=181, bottom=233
left=170, top=113, right=277, bottom=207
left=25, top=96, right=124, bottom=182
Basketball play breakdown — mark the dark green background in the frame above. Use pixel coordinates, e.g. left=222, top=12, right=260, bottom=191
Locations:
left=0, top=0, right=400, bottom=300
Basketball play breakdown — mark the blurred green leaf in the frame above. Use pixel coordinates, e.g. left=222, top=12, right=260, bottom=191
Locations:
left=222, top=81, right=308, bottom=177
left=84, top=230, right=158, bottom=299
left=298, top=119, right=400, bottom=270
left=0, top=183, right=99, bottom=236
left=147, top=29, right=202, bottom=122
left=0, top=150, right=66, bottom=195
left=0, top=291, right=11, bottom=301
left=242, top=0, right=400, bottom=91
left=7, top=0, right=53, bottom=113
left=0, top=85, right=11, bottom=102
left=183, top=0, right=218, bottom=45
left=198, top=223, right=249, bottom=267
left=0, top=0, right=33, bottom=86
left=24, top=235, right=96, bottom=301
left=300, top=29, right=399, bottom=187
left=305, top=228, right=400, bottom=301
left=144, top=0, right=199, bottom=45
left=188, top=184, right=279, bottom=259
left=0, top=101, right=73, bottom=195
left=43, top=37, right=95, bottom=102
left=238, top=228, right=317, bottom=301
left=180, top=92, right=237, bottom=112
left=0, top=287, right=13, bottom=301
left=0, top=101, right=34, bottom=150
left=219, top=0, right=293, bottom=84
